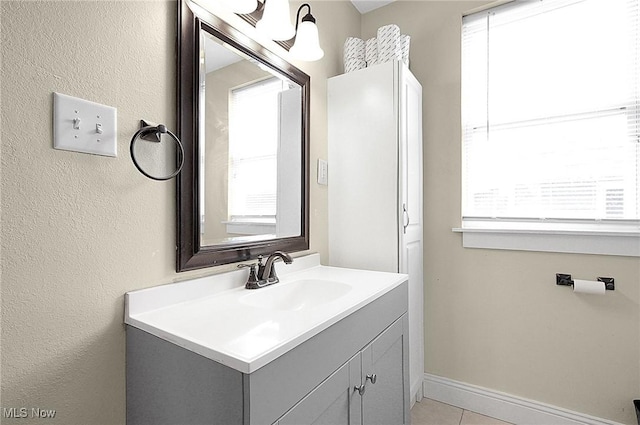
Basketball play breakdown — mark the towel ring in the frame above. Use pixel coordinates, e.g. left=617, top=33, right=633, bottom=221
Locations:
left=130, top=121, right=184, bottom=181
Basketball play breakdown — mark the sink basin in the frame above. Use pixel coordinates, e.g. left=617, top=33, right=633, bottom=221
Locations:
left=126, top=254, right=408, bottom=372
left=240, top=279, right=352, bottom=311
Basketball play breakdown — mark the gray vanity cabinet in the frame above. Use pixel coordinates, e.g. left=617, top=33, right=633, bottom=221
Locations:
left=277, top=317, right=407, bottom=425
left=127, top=282, right=409, bottom=425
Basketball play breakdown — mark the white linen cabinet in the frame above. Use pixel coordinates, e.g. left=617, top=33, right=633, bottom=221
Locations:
left=328, top=60, right=424, bottom=403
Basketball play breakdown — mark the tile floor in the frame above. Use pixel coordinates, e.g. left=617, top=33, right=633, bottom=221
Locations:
left=411, top=398, right=514, bottom=425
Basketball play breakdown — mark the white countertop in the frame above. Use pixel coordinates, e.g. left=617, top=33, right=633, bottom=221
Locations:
left=125, top=254, right=407, bottom=373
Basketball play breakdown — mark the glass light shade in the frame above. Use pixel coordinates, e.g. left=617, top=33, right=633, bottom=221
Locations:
left=290, top=20, right=324, bottom=61
left=256, top=0, right=296, bottom=41
left=222, top=0, right=258, bottom=14
left=194, top=0, right=258, bottom=14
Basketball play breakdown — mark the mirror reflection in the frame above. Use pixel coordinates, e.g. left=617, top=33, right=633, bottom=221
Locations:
left=200, top=32, right=302, bottom=247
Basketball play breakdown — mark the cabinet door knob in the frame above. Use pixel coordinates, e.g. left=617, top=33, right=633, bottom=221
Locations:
left=354, top=384, right=366, bottom=396
left=366, top=373, right=377, bottom=384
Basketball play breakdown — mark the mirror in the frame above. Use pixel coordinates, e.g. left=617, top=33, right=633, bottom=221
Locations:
left=177, top=0, right=310, bottom=271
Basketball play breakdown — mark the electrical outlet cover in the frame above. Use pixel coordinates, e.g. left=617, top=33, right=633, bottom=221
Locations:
left=317, top=159, right=328, bottom=185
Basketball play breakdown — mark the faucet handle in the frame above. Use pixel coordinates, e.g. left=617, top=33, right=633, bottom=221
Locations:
left=237, top=263, right=259, bottom=288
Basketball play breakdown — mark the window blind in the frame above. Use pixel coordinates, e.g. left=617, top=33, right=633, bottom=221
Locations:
left=462, top=0, right=639, bottom=223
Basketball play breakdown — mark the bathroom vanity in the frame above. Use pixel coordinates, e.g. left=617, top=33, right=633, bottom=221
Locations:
left=125, top=254, right=409, bottom=425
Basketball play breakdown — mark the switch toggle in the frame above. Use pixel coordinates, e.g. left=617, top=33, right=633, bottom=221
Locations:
left=53, top=92, right=117, bottom=157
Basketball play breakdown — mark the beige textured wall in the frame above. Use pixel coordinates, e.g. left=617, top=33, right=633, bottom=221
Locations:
left=0, top=1, right=360, bottom=424
left=362, top=2, right=640, bottom=424
left=5, top=1, right=636, bottom=424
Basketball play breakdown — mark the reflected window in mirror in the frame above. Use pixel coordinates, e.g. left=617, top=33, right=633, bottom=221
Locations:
left=227, top=78, right=281, bottom=240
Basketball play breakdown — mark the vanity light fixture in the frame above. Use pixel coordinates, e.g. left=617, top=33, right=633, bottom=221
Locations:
left=205, top=0, right=323, bottom=62
left=194, top=0, right=258, bottom=14
left=289, top=3, right=324, bottom=61
left=256, top=0, right=296, bottom=41
left=221, top=0, right=258, bottom=14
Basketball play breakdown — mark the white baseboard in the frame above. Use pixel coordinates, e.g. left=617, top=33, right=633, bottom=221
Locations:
left=422, top=373, right=624, bottom=425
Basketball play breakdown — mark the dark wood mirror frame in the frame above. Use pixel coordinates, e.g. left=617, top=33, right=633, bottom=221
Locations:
left=177, top=0, right=310, bottom=272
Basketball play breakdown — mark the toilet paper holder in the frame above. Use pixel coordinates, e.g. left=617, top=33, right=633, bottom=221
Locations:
left=556, top=274, right=615, bottom=291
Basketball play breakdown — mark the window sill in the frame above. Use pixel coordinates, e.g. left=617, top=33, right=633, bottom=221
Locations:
left=223, top=220, right=276, bottom=236
left=452, top=220, right=640, bottom=257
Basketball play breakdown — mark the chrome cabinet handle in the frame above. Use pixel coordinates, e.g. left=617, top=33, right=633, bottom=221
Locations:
left=354, top=374, right=377, bottom=397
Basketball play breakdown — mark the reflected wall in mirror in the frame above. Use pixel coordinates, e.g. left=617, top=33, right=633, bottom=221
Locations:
left=178, top=0, right=310, bottom=271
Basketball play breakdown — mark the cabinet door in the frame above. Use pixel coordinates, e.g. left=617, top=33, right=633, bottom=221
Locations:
left=327, top=61, right=399, bottom=273
left=398, top=64, right=424, bottom=403
left=279, top=355, right=361, bottom=425
left=361, top=318, right=408, bottom=425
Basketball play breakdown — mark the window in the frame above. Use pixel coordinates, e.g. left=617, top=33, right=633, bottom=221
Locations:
left=459, top=0, right=640, bottom=256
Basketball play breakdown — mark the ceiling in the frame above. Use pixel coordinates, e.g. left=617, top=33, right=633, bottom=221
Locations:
left=350, top=0, right=396, bottom=14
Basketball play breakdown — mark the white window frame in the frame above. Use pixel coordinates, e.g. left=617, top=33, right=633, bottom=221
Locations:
left=455, top=0, right=640, bottom=257
left=453, top=218, right=640, bottom=256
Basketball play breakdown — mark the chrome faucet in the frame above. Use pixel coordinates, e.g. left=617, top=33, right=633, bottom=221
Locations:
left=260, top=251, right=293, bottom=282
left=238, top=251, right=293, bottom=289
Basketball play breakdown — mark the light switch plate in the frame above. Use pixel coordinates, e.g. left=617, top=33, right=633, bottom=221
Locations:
left=53, top=92, right=117, bottom=157
left=317, top=159, right=328, bottom=185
